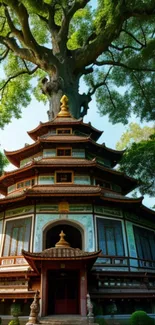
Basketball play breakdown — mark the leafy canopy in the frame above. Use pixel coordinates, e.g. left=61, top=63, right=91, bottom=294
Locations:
left=0, top=151, right=9, bottom=176
left=0, top=0, right=155, bottom=125
left=117, top=124, right=155, bottom=196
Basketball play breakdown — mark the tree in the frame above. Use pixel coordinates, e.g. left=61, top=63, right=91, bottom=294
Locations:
left=116, top=123, right=154, bottom=150
left=0, top=151, right=9, bottom=176
left=0, top=0, right=155, bottom=128
left=116, top=124, right=155, bottom=196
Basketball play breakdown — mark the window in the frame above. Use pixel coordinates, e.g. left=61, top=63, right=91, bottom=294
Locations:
left=56, top=128, right=72, bottom=135
left=56, top=172, right=72, bottom=183
left=3, top=217, right=32, bottom=256
left=97, top=218, right=125, bottom=256
left=8, top=184, right=16, bottom=193
left=95, top=179, right=111, bottom=189
left=38, top=175, right=54, bottom=185
left=57, top=148, right=71, bottom=156
left=16, top=178, right=35, bottom=190
left=134, top=226, right=155, bottom=260
left=43, top=149, right=56, bottom=158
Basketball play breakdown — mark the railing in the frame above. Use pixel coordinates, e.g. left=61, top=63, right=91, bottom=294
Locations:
left=0, top=256, right=28, bottom=266
left=96, top=255, right=155, bottom=271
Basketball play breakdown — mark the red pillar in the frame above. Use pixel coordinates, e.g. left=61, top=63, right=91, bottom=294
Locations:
left=41, top=266, right=47, bottom=316
left=79, top=268, right=87, bottom=316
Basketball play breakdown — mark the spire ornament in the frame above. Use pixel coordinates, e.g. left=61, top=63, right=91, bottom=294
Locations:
left=57, top=95, right=71, bottom=117
left=55, top=230, right=70, bottom=248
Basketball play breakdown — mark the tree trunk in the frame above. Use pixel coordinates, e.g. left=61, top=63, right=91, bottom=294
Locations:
left=44, top=63, right=90, bottom=120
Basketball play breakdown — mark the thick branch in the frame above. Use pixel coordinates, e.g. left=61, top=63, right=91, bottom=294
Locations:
left=8, top=2, right=39, bottom=53
left=0, top=36, right=36, bottom=63
left=5, top=7, right=24, bottom=44
left=74, top=9, right=127, bottom=73
left=88, top=67, right=112, bottom=96
left=110, top=44, right=143, bottom=52
left=94, top=59, right=155, bottom=72
left=74, top=4, right=155, bottom=73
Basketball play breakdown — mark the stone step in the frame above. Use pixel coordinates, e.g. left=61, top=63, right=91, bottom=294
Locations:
left=40, top=315, right=97, bottom=325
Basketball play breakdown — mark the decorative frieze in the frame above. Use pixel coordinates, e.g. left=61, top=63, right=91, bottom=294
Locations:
left=36, top=205, right=58, bottom=212
left=70, top=204, right=92, bottom=212
left=5, top=206, right=34, bottom=218
left=94, top=206, right=122, bottom=217
left=124, top=211, right=155, bottom=229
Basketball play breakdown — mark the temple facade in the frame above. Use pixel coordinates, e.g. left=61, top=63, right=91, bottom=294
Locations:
left=0, top=96, right=155, bottom=317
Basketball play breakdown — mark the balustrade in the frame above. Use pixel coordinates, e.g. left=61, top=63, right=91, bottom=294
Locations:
left=96, top=255, right=155, bottom=271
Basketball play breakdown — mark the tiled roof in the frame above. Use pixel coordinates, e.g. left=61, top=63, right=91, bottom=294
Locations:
left=27, top=119, right=102, bottom=141
left=27, top=185, right=102, bottom=195
left=22, top=247, right=101, bottom=259
left=0, top=185, right=102, bottom=202
left=40, top=135, right=89, bottom=141
left=35, top=158, right=95, bottom=166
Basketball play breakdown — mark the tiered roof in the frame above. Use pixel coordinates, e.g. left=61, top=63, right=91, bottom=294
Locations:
left=0, top=94, right=154, bottom=220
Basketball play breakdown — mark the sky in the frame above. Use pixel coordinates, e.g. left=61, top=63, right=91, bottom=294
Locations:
left=0, top=93, right=154, bottom=210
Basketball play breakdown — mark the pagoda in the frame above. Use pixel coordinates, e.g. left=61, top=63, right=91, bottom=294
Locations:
left=0, top=95, right=155, bottom=317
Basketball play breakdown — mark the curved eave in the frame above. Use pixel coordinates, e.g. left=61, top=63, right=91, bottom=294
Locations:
left=0, top=186, right=154, bottom=218
left=4, top=136, right=124, bottom=168
left=0, top=159, right=137, bottom=195
left=4, top=140, right=40, bottom=167
left=0, top=185, right=102, bottom=205
left=0, top=185, right=142, bottom=205
left=0, top=159, right=97, bottom=195
left=22, top=249, right=101, bottom=260
left=22, top=248, right=102, bottom=272
left=101, top=191, right=143, bottom=204
left=27, top=119, right=102, bottom=141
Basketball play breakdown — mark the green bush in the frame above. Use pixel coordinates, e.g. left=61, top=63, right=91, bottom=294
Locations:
left=95, top=317, right=107, bottom=325
left=93, top=302, right=103, bottom=316
left=130, top=311, right=153, bottom=325
left=10, top=303, right=21, bottom=317
left=8, top=319, right=20, bottom=325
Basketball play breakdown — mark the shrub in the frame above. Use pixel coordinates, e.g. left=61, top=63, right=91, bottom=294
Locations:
left=95, top=317, right=107, bottom=325
left=10, top=303, right=21, bottom=317
left=8, top=319, right=20, bottom=325
left=130, top=310, right=153, bottom=325
left=93, top=302, right=103, bottom=316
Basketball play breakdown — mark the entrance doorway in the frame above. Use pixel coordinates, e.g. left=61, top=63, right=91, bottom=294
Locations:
left=45, top=224, right=82, bottom=249
left=48, top=270, right=79, bottom=315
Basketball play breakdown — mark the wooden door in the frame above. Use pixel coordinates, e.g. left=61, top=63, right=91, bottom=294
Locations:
left=48, top=271, right=79, bottom=315
left=55, top=276, right=78, bottom=314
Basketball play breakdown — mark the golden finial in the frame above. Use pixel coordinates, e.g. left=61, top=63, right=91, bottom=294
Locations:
left=55, top=230, right=70, bottom=248
left=57, top=95, right=71, bottom=117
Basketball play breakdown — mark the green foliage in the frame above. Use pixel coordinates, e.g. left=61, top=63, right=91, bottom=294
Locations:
left=93, top=302, right=103, bottom=316
left=10, top=303, right=21, bottom=317
left=0, top=151, right=9, bottom=176
left=68, top=6, right=93, bottom=49
left=118, top=135, right=155, bottom=196
left=0, top=0, right=155, bottom=125
left=129, top=310, right=154, bottom=325
left=116, top=123, right=154, bottom=150
left=8, top=319, right=20, bottom=325
left=95, top=317, right=107, bottom=325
